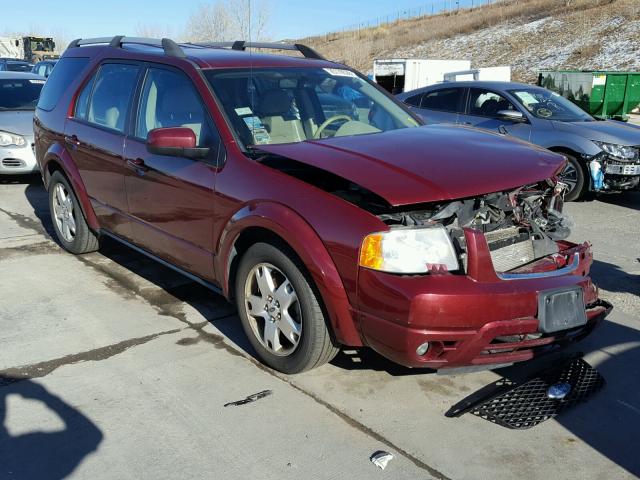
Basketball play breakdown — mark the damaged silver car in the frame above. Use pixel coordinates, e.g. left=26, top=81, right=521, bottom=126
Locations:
left=398, top=81, right=640, bottom=201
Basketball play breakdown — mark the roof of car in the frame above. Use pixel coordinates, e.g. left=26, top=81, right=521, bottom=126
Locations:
left=398, top=81, right=544, bottom=97
left=0, top=59, right=31, bottom=64
left=0, top=71, right=46, bottom=80
left=181, top=46, right=338, bottom=69
left=63, top=38, right=340, bottom=70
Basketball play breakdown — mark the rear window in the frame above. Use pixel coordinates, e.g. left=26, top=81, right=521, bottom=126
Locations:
left=37, top=57, right=89, bottom=111
left=421, top=88, right=465, bottom=113
left=6, top=63, right=32, bottom=72
left=0, top=78, right=44, bottom=110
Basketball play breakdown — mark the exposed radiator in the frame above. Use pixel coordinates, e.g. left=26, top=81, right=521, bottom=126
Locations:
left=485, top=227, right=535, bottom=273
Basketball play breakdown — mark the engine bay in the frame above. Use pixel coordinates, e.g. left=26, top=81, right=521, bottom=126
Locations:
left=379, top=180, right=573, bottom=273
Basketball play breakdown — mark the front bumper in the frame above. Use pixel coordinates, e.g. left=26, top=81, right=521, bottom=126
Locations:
left=0, top=140, right=38, bottom=174
left=356, top=229, right=611, bottom=370
left=588, top=152, right=640, bottom=191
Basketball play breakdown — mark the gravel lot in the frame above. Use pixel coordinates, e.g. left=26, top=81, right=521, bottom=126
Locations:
left=1, top=175, right=639, bottom=480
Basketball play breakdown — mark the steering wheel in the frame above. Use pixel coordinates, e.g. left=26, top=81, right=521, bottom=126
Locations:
left=313, top=115, right=352, bottom=139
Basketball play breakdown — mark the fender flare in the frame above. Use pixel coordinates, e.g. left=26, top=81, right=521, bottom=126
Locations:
left=215, top=202, right=362, bottom=346
left=42, top=143, right=100, bottom=231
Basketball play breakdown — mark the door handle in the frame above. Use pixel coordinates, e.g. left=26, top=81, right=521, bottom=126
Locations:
left=462, top=122, right=472, bottom=125
left=498, top=125, right=508, bottom=135
left=126, top=157, right=149, bottom=174
left=64, top=134, right=80, bottom=147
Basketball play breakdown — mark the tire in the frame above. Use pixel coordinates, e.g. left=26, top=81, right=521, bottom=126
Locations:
left=235, top=242, right=339, bottom=374
left=48, top=170, right=99, bottom=254
left=559, top=153, right=586, bottom=201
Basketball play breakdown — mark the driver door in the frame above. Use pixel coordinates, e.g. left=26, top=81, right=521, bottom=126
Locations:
left=123, top=65, right=223, bottom=282
left=460, top=88, right=532, bottom=142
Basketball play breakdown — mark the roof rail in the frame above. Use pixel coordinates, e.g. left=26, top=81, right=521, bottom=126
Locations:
left=67, top=36, right=186, bottom=58
left=186, top=41, right=326, bottom=60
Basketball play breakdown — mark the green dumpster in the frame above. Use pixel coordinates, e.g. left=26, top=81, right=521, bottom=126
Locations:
left=538, top=70, right=640, bottom=120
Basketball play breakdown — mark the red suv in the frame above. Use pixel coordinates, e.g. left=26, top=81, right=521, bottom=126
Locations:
left=34, top=37, right=611, bottom=373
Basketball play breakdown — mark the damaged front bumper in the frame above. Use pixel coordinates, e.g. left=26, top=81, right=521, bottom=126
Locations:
left=356, top=231, right=612, bottom=370
left=586, top=151, right=640, bottom=192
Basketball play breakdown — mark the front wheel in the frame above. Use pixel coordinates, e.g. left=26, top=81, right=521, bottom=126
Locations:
left=235, top=242, right=338, bottom=374
left=559, top=154, right=586, bottom=201
left=48, top=170, right=99, bottom=254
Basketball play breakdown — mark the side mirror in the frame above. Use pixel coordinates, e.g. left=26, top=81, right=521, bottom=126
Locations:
left=497, top=110, right=527, bottom=123
left=146, top=127, right=209, bottom=159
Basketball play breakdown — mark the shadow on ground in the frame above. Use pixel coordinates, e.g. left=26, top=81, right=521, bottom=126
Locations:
left=591, top=258, right=640, bottom=296
left=556, top=319, right=640, bottom=477
left=0, top=376, right=103, bottom=480
left=19, top=175, right=640, bottom=476
left=0, top=173, right=41, bottom=186
left=597, top=190, right=640, bottom=211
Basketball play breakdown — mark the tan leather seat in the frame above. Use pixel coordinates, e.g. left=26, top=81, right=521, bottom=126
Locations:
left=256, top=89, right=305, bottom=144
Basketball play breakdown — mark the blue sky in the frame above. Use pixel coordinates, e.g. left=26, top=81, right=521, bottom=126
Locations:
left=5, top=0, right=481, bottom=42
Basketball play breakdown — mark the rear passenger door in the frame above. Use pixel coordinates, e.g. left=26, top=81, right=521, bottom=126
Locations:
left=406, top=87, right=466, bottom=125
left=65, top=62, right=141, bottom=240
left=123, top=65, right=222, bottom=282
left=460, top=88, right=532, bottom=142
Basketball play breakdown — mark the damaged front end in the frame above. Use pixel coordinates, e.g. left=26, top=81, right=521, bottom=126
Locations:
left=585, top=150, right=640, bottom=193
left=377, top=180, right=573, bottom=275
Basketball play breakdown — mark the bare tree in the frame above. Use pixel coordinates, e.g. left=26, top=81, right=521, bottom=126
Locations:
left=135, top=22, right=175, bottom=39
left=185, top=0, right=271, bottom=42
left=49, top=29, right=72, bottom=54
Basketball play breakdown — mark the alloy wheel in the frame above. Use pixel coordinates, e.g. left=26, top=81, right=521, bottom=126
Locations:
left=559, top=162, right=579, bottom=195
left=244, top=262, right=302, bottom=356
left=52, top=183, right=76, bottom=242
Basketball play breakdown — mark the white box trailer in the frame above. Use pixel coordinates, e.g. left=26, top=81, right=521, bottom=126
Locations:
left=0, top=37, right=24, bottom=59
left=373, top=58, right=471, bottom=93
left=443, top=66, right=511, bottom=82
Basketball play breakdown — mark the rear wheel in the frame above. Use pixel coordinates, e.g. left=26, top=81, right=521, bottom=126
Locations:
left=48, top=170, right=99, bottom=254
left=235, top=242, right=338, bottom=374
left=559, top=154, right=586, bottom=201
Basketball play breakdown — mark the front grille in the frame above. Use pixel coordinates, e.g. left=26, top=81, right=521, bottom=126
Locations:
left=1, top=158, right=26, bottom=168
left=467, top=357, right=604, bottom=429
left=485, top=227, right=535, bottom=272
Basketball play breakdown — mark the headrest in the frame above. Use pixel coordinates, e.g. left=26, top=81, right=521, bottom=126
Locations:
left=257, top=89, right=292, bottom=116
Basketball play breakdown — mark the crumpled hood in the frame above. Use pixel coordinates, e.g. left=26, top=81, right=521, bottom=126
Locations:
left=553, top=119, right=640, bottom=146
left=0, top=110, right=35, bottom=138
left=256, top=125, right=564, bottom=206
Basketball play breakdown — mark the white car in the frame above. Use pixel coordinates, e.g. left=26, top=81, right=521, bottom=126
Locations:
left=0, top=71, right=45, bottom=174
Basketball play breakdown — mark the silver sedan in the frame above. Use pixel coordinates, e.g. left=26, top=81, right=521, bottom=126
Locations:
left=0, top=71, right=45, bottom=175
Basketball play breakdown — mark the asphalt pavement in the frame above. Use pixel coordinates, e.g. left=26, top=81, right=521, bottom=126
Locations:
left=1, top=174, right=638, bottom=480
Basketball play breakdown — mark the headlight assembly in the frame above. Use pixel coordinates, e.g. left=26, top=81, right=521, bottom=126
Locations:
left=594, top=141, right=638, bottom=162
left=0, top=131, right=26, bottom=148
left=359, top=225, right=459, bottom=274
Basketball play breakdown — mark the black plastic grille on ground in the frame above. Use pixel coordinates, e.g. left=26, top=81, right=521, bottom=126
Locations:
left=445, top=356, right=605, bottom=429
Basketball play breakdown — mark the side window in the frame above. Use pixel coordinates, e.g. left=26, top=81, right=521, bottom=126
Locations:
left=87, top=64, right=139, bottom=132
left=404, top=93, right=424, bottom=107
left=74, top=74, right=96, bottom=121
left=135, top=67, right=219, bottom=150
left=37, top=57, right=90, bottom=111
left=468, top=88, right=517, bottom=117
left=421, top=88, right=465, bottom=113
left=36, top=64, right=47, bottom=76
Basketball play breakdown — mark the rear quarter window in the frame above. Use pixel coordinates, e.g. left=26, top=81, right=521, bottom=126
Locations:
left=37, top=57, right=90, bottom=111
left=404, top=93, right=424, bottom=107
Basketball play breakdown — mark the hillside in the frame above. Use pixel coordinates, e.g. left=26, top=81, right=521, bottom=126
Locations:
left=301, top=0, right=640, bottom=83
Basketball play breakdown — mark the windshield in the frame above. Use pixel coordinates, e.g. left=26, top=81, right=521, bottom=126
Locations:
left=0, top=78, right=44, bottom=110
left=204, top=67, right=420, bottom=147
left=509, top=88, right=594, bottom=122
